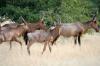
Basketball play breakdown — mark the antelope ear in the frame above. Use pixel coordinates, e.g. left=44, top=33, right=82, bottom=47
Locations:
left=54, top=21, right=57, bottom=26
left=41, top=21, right=44, bottom=24
left=93, top=21, right=97, bottom=24
left=91, top=17, right=97, bottom=24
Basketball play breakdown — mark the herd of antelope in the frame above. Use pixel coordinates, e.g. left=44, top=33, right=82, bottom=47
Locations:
left=0, top=15, right=99, bottom=55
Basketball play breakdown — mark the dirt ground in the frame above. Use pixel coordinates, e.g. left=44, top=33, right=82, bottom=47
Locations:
left=0, top=33, right=100, bottom=66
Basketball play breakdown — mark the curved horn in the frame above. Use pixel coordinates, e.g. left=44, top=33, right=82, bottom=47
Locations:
left=59, top=17, right=61, bottom=24
left=54, top=21, right=57, bottom=26
left=92, top=14, right=97, bottom=21
left=39, top=16, right=45, bottom=24
left=41, top=15, right=45, bottom=21
left=56, top=15, right=62, bottom=24
left=20, top=16, right=27, bottom=24
left=0, top=22, right=1, bottom=30
left=41, top=17, right=44, bottom=22
left=21, top=16, right=26, bottom=22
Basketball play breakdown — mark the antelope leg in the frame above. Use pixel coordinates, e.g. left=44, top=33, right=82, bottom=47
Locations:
left=42, top=42, right=47, bottom=54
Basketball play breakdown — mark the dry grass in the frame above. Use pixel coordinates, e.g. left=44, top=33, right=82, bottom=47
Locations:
left=0, top=33, right=100, bottom=66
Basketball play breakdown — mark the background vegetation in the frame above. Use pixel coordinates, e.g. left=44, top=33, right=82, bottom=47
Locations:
left=0, top=0, right=100, bottom=26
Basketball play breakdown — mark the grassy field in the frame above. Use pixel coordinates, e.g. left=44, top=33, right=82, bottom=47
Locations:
left=0, top=33, right=100, bottom=66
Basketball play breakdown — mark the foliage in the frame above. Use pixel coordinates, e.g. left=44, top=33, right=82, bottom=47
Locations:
left=0, top=0, right=100, bottom=26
